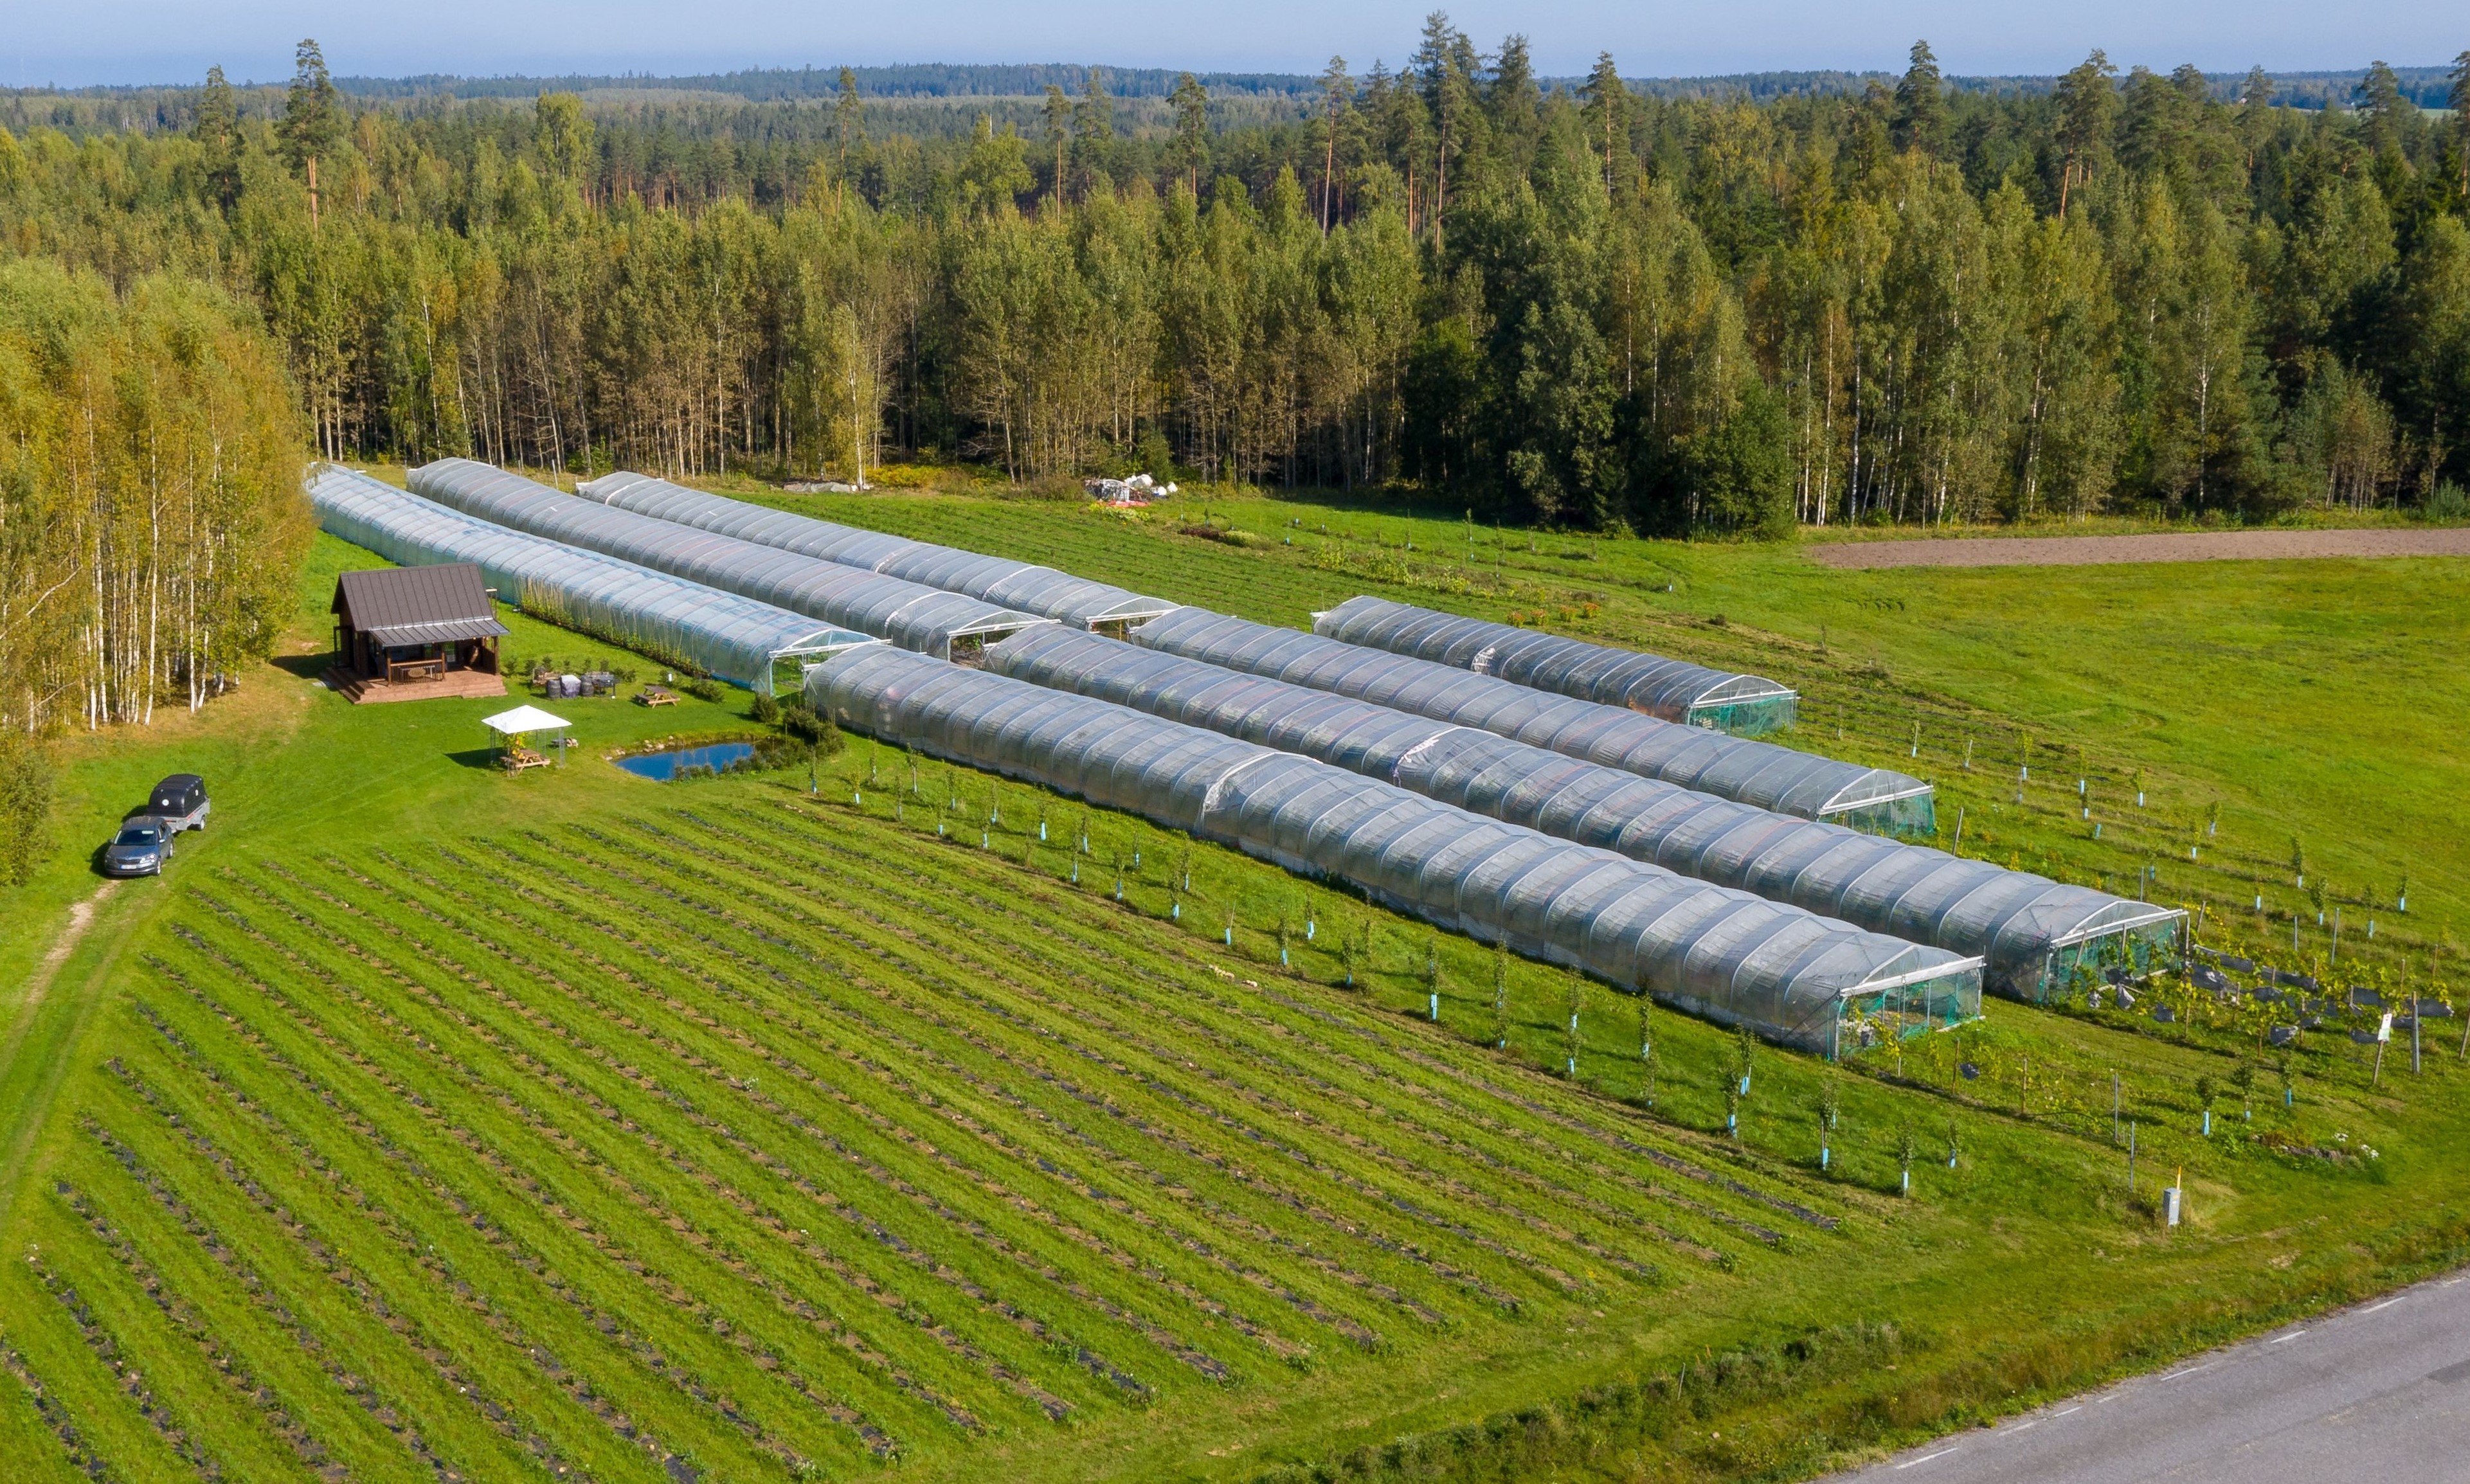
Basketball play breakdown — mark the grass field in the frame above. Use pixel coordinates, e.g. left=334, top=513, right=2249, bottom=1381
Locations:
left=1, top=492, right=2467, bottom=1484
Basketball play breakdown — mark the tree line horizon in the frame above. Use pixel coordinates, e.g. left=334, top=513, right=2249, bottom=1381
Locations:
left=3, top=16, right=2469, bottom=538
left=16, top=57, right=2464, bottom=113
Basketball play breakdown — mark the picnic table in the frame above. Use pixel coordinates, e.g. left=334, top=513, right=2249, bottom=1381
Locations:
left=636, top=686, right=678, bottom=707
left=503, top=746, right=552, bottom=774
left=388, top=656, right=447, bottom=683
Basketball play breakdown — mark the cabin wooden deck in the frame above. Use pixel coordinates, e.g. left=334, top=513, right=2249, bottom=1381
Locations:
left=325, top=665, right=508, bottom=705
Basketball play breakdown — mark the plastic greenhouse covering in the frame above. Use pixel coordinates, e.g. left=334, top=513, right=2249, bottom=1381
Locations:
left=308, top=465, right=877, bottom=693
left=575, top=471, right=1180, bottom=633
left=1318, top=596, right=1799, bottom=736
left=1131, top=608, right=1936, bottom=834
left=406, top=460, right=1052, bottom=661
left=808, top=645, right=1981, bottom=1057
left=992, top=626, right=2183, bottom=1001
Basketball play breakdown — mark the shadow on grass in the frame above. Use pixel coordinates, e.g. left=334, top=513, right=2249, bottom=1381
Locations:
left=272, top=652, right=336, bottom=682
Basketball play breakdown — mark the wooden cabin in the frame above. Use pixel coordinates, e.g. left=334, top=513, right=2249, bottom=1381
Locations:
left=329, top=562, right=510, bottom=703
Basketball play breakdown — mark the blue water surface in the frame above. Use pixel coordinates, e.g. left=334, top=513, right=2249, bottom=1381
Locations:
left=615, top=742, right=755, bottom=781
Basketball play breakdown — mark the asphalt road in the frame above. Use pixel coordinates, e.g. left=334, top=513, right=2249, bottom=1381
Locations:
left=1831, top=1269, right=2470, bottom=1483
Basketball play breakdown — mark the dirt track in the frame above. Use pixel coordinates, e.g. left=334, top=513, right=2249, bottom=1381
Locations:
left=1807, top=528, right=2470, bottom=569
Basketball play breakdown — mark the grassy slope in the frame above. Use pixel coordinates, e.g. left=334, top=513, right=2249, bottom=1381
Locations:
left=0, top=507, right=2461, bottom=1484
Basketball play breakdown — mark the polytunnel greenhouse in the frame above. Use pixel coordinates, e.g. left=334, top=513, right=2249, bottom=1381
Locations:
left=809, top=645, right=1981, bottom=1057
left=1319, top=596, right=1799, bottom=735
left=1131, top=608, right=1936, bottom=834
left=992, top=627, right=2183, bottom=1000
left=577, top=472, right=1180, bottom=634
left=308, top=465, right=878, bottom=693
left=407, top=460, right=1052, bottom=661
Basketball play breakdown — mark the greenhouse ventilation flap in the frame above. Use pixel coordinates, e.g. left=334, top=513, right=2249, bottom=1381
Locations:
left=407, top=459, right=1053, bottom=661
left=1317, top=596, right=1799, bottom=735
left=307, top=465, right=877, bottom=693
left=1131, top=607, right=1934, bottom=834
left=991, top=626, right=2183, bottom=1001
left=808, top=645, right=1981, bottom=1058
left=574, top=470, right=1180, bottom=634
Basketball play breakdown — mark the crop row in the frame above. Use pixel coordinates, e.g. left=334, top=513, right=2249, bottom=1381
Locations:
left=262, top=855, right=1194, bottom=1403
left=370, top=834, right=1607, bottom=1323
left=528, top=811, right=1785, bottom=1260
left=70, top=955, right=795, bottom=1483
left=171, top=874, right=1000, bottom=1458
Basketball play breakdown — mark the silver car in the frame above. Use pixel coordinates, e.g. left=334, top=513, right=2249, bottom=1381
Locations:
left=102, top=819, right=174, bottom=877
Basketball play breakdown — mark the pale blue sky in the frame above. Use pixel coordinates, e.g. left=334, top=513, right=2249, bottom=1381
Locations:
left=14, top=0, right=2466, bottom=90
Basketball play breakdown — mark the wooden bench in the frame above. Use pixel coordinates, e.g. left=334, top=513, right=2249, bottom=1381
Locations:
left=388, top=657, right=447, bottom=683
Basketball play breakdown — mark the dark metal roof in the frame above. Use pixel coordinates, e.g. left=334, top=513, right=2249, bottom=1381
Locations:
left=332, top=562, right=509, bottom=647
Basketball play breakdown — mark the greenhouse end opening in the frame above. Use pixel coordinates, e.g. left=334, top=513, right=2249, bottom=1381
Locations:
left=1833, top=960, right=1988, bottom=1061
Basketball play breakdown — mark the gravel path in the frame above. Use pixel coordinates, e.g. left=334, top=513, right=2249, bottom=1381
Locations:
left=1807, top=528, right=2470, bottom=568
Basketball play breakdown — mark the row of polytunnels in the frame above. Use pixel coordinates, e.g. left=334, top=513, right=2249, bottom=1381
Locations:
left=306, top=459, right=2186, bottom=1055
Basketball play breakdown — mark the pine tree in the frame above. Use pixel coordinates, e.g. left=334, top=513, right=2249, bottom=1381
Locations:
left=1581, top=53, right=1628, bottom=197
left=279, top=39, right=345, bottom=226
left=1171, top=73, right=1210, bottom=199
left=1042, top=85, right=1074, bottom=205
left=2238, top=66, right=2276, bottom=174
left=1073, top=71, right=1115, bottom=201
left=1316, top=58, right=1352, bottom=231
left=2357, top=61, right=2411, bottom=161
left=2450, top=51, right=2470, bottom=196
left=833, top=67, right=867, bottom=205
left=2051, top=50, right=2117, bottom=213
left=1893, top=40, right=1947, bottom=157
left=1412, top=12, right=1477, bottom=247
left=194, top=64, right=240, bottom=210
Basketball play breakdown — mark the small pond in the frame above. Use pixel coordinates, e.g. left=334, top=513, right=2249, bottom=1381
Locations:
left=615, top=742, right=755, bottom=781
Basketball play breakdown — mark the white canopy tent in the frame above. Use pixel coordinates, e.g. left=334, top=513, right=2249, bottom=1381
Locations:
left=483, top=704, right=572, bottom=767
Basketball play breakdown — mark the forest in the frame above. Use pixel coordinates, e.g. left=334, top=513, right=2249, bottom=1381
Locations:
left=5, top=25, right=2470, bottom=536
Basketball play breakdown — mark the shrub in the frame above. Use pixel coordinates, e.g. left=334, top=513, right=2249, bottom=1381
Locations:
left=779, top=702, right=843, bottom=754
left=750, top=734, right=811, bottom=771
left=749, top=692, right=780, bottom=724
left=679, top=677, right=726, bottom=703
left=0, top=737, right=53, bottom=888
